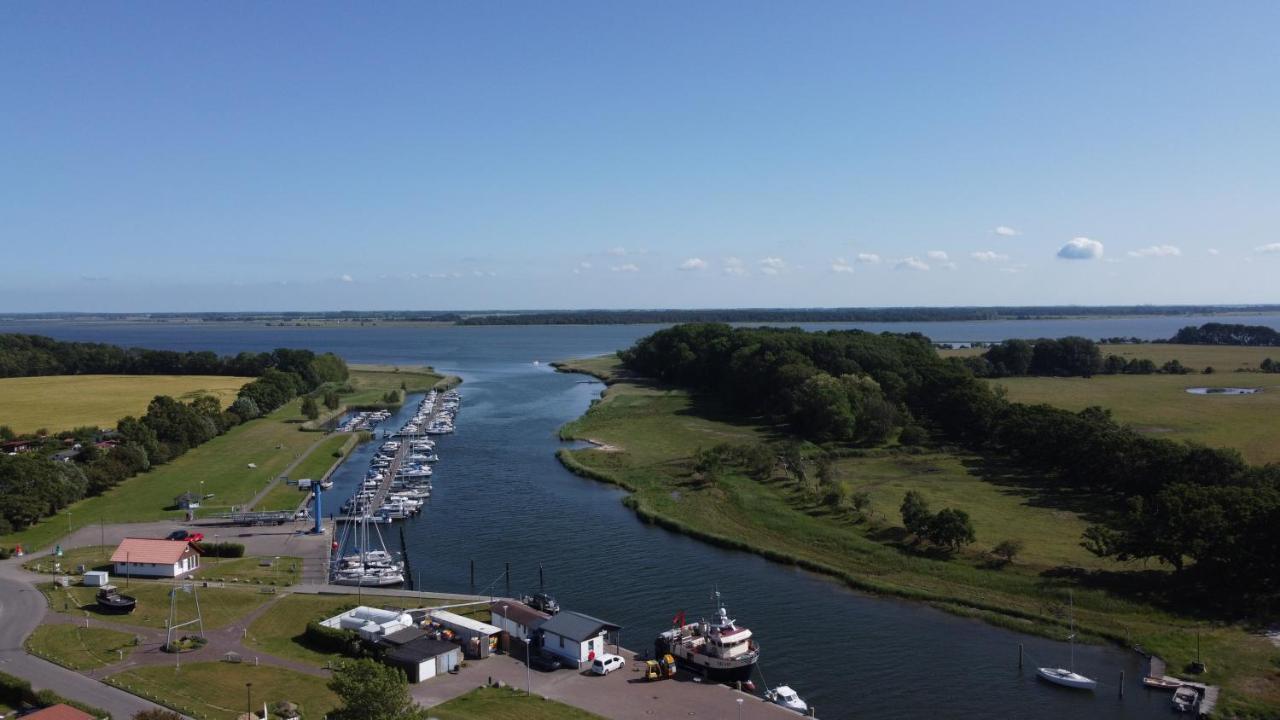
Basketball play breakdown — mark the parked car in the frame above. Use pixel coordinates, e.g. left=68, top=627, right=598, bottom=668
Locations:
left=528, top=652, right=563, bottom=672
left=167, top=530, right=204, bottom=543
left=590, top=654, right=625, bottom=676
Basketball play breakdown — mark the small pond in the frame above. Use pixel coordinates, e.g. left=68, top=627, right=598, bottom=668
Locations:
left=1185, top=387, right=1261, bottom=395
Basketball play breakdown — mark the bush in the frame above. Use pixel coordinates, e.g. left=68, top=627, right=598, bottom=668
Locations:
left=992, top=538, right=1024, bottom=564
left=304, top=620, right=362, bottom=657
left=898, top=424, right=928, bottom=446
left=192, top=541, right=245, bottom=558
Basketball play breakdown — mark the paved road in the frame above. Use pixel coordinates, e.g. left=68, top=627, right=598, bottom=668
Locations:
left=0, top=557, right=176, bottom=719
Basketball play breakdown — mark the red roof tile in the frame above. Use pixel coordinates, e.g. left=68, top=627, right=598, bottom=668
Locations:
left=111, top=538, right=196, bottom=564
left=24, top=704, right=96, bottom=720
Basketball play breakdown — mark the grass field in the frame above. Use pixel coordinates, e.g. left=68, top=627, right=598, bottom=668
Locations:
left=106, top=662, right=338, bottom=720
left=0, top=365, right=456, bottom=552
left=244, top=593, right=489, bottom=667
left=941, top=343, right=1277, bottom=372
left=194, top=555, right=302, bottom=586
left=555, top=356, right=1280, bottom=716
left=41, top=581, right=271, bottom=630
left=255, top=434, right=357, bottom=512
left=25, top=544, right=114, bottom=574
left=430, top=686, right=605, bottom=720
left=0, top=374, right=251, bottom=435
left=991, top=374, right=1280, bottom=464
left=25, top=625, right=138, bottom=670
left=0, top=396, right=318, bottom=551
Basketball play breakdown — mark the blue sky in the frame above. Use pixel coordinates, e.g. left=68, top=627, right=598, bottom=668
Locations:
left=2, top=1, right=1278, bottom=312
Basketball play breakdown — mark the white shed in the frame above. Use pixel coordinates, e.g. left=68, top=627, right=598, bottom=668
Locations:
left=83, top=570, right=109, bottom=587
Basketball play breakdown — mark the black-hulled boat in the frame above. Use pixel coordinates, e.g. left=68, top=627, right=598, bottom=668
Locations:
left=96, top=587, right=137, bottom=615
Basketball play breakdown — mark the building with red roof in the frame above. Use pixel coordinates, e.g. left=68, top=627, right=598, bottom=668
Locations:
left=111, top=537, right=200, bottom=578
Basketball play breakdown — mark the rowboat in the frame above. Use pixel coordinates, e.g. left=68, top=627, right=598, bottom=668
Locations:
left=1142, top=676, right=1183, bottom=690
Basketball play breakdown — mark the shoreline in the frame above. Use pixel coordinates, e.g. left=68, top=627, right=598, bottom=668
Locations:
left=549, top=360, right=1258, bottom=712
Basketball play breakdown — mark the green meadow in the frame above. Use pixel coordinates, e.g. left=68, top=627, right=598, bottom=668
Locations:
left=555, top=356, right=1280, bottom=716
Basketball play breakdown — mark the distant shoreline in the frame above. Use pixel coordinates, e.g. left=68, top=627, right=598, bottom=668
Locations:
left=3, top=305, right=1280, bottom=328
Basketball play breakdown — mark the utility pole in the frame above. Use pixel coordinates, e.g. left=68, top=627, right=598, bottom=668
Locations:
left=246, top=682, right=252, bottom=718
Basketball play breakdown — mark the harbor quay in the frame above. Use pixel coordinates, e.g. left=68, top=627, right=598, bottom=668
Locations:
left=412, top=647, right=807, bottom=720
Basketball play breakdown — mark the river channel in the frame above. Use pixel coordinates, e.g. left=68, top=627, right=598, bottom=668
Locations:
left=4, top=319, right=1251, bottom=718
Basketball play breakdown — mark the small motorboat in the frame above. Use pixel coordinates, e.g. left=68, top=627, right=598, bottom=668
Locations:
left=95, top=588, right=137, bottom=615
left=1172, top=685, right=1199, bottom=713
left=1142, top=676, right=1183, bottom=691
left=1037, top=667, right=1097, bottom=690
left=765, top=685, right=809, bottom=714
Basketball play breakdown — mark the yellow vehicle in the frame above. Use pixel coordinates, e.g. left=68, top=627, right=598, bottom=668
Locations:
left=643, top=654, right=677, bottom=681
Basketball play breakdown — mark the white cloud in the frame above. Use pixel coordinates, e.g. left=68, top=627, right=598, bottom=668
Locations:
left=1254, top=243, right=1280, bottom=254
left=939, top=262, right=958, bottom=271
left=607, top=246, right=628, bottom=256
left=831, top=258, right=854, bottom=274
left=971, top=250, right=1009, bottom=263
left=580, top=261, right=592, bottom=269
left=722, top=257, right=747, bottom=276
left=1057, top=237, right=1104, bottom=260
left=1207, top=248, right=1220, bottom=256
left=759, top=257, right=785, bottom=275
left=855, top=253, right=881, bottom=264
left=894, top=257, right=930, bottom=271
left=679, top=258, right=707, bottom=271
left=1127, top=245, right=1181, bottom=258
left=926, top=250, right=949, bottom=262
left=339, top=274, right=354, bottom=283
left=994, top=226, right=1020, bottom=237
left=611, top=263, right=640, bottom=272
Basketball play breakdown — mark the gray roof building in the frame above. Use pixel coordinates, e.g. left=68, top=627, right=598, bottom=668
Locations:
left=538, top=610, right=620, bottom=643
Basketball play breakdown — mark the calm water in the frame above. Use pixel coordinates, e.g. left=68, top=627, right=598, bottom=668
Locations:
left=1, top=318, right=1235, bottom=718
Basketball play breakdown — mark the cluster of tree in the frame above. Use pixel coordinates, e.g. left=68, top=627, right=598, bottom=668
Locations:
left=620, top=324, right=942, bottom=444
left=1099, top=356, right=1193, bottom=375
left=0, top=340, right=349, bottom=534
left=967, top=337, right=1103, bottom=377
left=0, top=334, right=349, bottom=385
left=965, top=338, right=1194, bottom=377
left=899, top=490, right=976, bottom=552
left=1170, top=322, right=1280, bottom=346
left=1260, top=358, right=1280, bottom=373
left=327, top=658, right=429, bottom=720
left=620, top=324, right=1280, bottom=604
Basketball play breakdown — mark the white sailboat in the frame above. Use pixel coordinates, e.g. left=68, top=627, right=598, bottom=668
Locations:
left=1037, top=592, right=1096, bottom=690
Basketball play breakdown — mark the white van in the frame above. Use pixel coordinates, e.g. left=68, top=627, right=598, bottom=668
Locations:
left=590, top=654, right=625, bottom=676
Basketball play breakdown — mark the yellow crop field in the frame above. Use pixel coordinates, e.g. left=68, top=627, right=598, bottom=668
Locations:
left=0, top=374, right=252, bottom=433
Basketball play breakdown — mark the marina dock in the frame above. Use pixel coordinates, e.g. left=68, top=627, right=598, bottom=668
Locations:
left=370, top=392, right=441, bottom=509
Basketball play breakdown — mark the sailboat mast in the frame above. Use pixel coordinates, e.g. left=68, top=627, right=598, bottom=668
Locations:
left=1068, top=591, right=1075, bottom=671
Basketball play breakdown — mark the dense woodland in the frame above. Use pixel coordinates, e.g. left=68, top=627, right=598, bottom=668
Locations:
left=620, top=324, right=1280, bottom=608
left=1170, top=322, right=1280, bottom=346
left=0, top=336, right=349, bottom=535
left=966, top=337, right=1195, bottom=377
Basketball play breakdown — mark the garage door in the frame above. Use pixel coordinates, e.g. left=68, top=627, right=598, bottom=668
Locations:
left=419, top=658, right=436, bottom=682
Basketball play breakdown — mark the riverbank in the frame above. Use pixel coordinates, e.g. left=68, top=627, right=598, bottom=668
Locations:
left=554, top=356, right=1280, bottom=717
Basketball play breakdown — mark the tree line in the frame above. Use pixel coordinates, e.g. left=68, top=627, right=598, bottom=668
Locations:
left=619, top=324, right=1280, bottom=607
left=962, top=337, right=1198, bottom=378
left=0, top=333, right=348, bottom=382
left=0, top=338, right=348, bottom=536
left=1170, top=322, right=1280, bottom=346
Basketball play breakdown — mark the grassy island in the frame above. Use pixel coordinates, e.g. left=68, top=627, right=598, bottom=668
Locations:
left=556, top=353, right=1280, bottom=717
